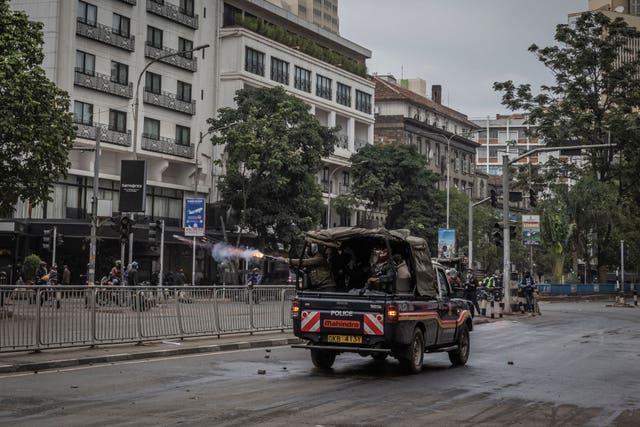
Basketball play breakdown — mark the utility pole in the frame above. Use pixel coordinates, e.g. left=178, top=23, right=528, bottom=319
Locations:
left=502, top=155, right=511, bottom=311
left=88, top=126, right=102, bottom=286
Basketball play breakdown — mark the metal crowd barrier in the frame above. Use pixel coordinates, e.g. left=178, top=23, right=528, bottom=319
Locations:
left=0, top=285, right=296, bottom=353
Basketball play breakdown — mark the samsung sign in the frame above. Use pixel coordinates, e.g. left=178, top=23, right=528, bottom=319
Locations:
left=119, top=160, right=147, bottom=213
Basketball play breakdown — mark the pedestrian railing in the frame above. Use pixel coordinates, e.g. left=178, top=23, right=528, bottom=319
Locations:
left=0, top=285, right=296, bottom=353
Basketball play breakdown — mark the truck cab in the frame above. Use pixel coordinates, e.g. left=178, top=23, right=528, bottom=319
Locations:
left=290, top=227, right=472, bottom=373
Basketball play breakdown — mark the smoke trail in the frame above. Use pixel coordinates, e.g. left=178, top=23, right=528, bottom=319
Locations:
left=172, top=235, right=288, bottom=263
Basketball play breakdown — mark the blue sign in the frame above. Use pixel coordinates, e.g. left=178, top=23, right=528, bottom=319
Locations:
left=184, top=198, right=205, bottom=237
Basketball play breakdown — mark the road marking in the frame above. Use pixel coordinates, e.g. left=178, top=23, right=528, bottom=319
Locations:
left=0, top=345, right=290, bottom=379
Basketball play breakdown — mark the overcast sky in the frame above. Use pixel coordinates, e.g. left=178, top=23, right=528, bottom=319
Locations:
left=339, top=0, right=588, bottom=119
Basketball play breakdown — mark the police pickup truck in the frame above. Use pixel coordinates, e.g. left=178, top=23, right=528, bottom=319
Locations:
left=290, top=227, right=472, bottom=373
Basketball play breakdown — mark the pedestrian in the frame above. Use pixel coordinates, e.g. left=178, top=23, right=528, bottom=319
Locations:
left=62, top=264, right=71, bottom=286
left=35, top=261, right=48, bottom=286
left=463, top=268, right=481, bottom=315
left=128, top=261, right=139, bottom=287
left=175, top=267, right=187, bottom=286
left=110, top=260, right=123, bottom=286
left=519, top=271, right=537, bottom=314
left=49, top=264, right=58, bottom=284
left=247, top=267, right=262, bottom=303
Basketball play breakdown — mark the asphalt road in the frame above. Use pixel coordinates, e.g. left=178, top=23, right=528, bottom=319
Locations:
left=0, top=302, right=638, bottom=426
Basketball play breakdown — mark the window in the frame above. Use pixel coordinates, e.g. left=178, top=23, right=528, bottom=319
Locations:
left=435, top=143, right=440, bottom=166
left=336, top=82, right=351, bottom=107
left=143, top=118, right=160, bottom=140
left=270, top=57, right=289, bottom=85
left=294, top=66, right=311, bottom=92
left=180, top=0, right=194, bottom=16
left=77, top=1, right=97, bottom=26
left=342, top=171, right=350, bottom=187
left=110, top=61, right=128, bottom=85
left=316, top=74, right=332, bottom=100
left=74, top=101, right=93, bottom=125
left=176, top=125, right=190, bottom=146
left=245, top=47, right=265, bottom=76
left=112, top=13, right=130, bottom=37
left=147, top=26, right=163, bottom=49
left=223, top=3, right=241, bottom=26
left=177, top=81, right=192, bottom=102
left=178, top=37, right=193, bottom=59
left=145, top=72, right=162, bottom=94
left=109, top=109, right=127, bottom=133
left=355, top=90, right=372, bottom=114
left=75, top=50, right=95, bottom=75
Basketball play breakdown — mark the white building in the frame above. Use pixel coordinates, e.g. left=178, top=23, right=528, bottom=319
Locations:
left=4, top=0, right=373, bottom=279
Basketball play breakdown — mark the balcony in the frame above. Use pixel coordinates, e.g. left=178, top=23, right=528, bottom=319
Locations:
left=141, top=134, right=194, bottom=159
left=335, top=134, right=348, bottom=150
left=146, top=0, right=198, bottom=30
left=143, top=90, right=195, bottom=115
left=144, top=44, right=197, bottom=72
left=74, top=121, right=132, bottom=147
left=355, top=138, right=368, bottom=151
left=74, top=70, right=133, bottom=98
left=76, top=18, right=135, bottom=52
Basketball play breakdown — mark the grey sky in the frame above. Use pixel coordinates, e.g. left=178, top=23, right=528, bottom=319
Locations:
left=339, top=0, right=587, bottom=119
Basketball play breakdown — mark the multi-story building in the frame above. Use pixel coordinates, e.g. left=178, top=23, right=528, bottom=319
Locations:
left=2, top=0, right=372, bottom=281
left=220, top=0, right=373, bottom=228
left=471, top=114, right=548, bottom=177
left=372, top=75, right=482, bottom=199
left=264, top=0, right=339, bottom=34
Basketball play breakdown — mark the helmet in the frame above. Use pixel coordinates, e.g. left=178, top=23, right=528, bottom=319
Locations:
left=446, top=268, right=458, bottom=278
left=40, top=261, right=46, bottom=266
left=115, top=260, right=122, bottom=267
left=253, top=268, right=259, bottom=273
left=131, top=261, right=139, bottom=269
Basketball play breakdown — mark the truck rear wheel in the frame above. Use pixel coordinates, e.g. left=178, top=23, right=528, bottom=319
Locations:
left=400, top=328, right=424, bottom=374
left=310, top=349, right=336, bottom=370
left=448, top=325, right=470, bottom=366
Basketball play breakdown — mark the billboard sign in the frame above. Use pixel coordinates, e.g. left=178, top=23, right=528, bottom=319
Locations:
left=119, top=160, right=147, bottom=213
left=184, top=198, right=205, bottom=237
left=437, top=228, right=456, bottom=259
left=522, top=214, right=541, bottom=245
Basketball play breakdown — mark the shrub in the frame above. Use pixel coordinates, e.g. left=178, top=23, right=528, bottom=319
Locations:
left=22, top=254, right=41, bottom=283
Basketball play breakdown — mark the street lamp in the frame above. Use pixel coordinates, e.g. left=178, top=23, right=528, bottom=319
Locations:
left=126, top=44, right=209, bottom=266
left=326, top=165, right=347, bottom=229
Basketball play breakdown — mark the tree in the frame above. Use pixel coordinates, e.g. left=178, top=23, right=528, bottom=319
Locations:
left=208, top=87, right=337, bottom=247
left=349, top=144, right=443, bottom=241
left=0, top=2, right=75, bottom=216
left=494, top=12, right=640, bottom=190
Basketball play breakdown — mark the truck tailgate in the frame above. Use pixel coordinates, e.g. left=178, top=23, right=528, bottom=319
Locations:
left=298, top=296, right=386, bottom=338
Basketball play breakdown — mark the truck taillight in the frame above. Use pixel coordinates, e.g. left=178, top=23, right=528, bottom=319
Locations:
left=291, top=300, right=300, bottom=318
left=386, top=304, right=398, bottom=322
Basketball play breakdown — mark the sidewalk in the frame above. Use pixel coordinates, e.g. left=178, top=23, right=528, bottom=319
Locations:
left=0, top=331, right=301, bottom=374
left=0, top=309, right=545, bottom=375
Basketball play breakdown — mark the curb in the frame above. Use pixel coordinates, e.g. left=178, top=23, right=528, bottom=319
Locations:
left=0, top=337, right=303, bottom=374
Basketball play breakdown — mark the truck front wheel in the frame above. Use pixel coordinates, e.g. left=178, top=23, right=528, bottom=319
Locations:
left=310, top=349, right=336, bottom=370
left=448, top=325, right=470, bottom=366
left=400, top=328, right=424, bottom=374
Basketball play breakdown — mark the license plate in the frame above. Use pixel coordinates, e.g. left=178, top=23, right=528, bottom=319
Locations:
left=327, top=335, right=362, bottom=344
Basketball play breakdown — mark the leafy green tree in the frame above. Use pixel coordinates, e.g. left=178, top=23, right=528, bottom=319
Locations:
left=22, top=254, right=40, bottom=284
left=349, top=144, right=443, bottom=241
left=494, top=12, right=640, bottom=190
left=0, top=2, right=75, bottom=216
left=208, top=87, right=337, bottom=247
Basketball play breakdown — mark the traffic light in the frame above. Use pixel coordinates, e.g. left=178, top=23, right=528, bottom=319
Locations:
left=492, top=222, right=503, bottom=247
left=56, top=233, right=64, bottom=247
left=529, top=189, right=537, bottom=208
left=149, top=220, right=161, bottom=243
left=490, top=189, right=498, bottom=208
left=120, top=216, right=132, bottom=243
left=43, top=229, right=52, bottom=251
left=510, top=224, right=517, bottom=239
